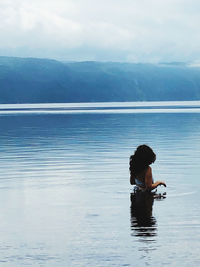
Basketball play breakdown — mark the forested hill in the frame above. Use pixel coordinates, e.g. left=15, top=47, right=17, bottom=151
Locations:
left=0, top=56, right=200, bottom=103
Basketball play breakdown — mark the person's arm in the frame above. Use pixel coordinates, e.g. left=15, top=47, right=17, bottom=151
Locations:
left=145, top=167, right=166, bottom=190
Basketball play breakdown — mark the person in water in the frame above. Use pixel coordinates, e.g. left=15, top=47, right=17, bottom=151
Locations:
left=129, top=145, right=166, bottom=191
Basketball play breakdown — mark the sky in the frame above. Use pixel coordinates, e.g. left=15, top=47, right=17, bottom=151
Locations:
left=0, top=0, right=200, bottom=63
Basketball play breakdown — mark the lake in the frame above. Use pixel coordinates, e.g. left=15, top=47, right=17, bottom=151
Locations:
left=0, top=101, right=200, bottom=266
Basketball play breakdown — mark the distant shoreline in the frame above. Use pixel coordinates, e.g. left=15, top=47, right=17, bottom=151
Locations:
left=1, top=101, right=200, bottom=115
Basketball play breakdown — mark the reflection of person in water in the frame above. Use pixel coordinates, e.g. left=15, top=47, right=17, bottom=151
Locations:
left=129, top=145, right=166, bottom=191
left=130, top=191, right=157, bottom=237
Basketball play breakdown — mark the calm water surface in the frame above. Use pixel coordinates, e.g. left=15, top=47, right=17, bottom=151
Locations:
left=0, top=102, right=200, bottom=266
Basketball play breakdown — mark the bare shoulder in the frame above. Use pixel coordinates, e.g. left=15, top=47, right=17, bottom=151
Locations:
left=147, top=166, right=151, bottom=173
left=146, top=166, right=152, bottom=175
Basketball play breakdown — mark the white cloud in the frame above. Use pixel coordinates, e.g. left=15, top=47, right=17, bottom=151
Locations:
left=0, top=0, right=200, bottom=62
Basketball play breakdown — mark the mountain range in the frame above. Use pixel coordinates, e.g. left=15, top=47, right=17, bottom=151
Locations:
left=0, top=56, right=200, bottom=103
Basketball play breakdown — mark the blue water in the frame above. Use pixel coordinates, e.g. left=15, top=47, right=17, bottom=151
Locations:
left=0, top=102, right=200, bottom=266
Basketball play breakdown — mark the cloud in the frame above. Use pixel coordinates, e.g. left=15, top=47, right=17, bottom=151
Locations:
left=0, top=0, right=200, bottom=62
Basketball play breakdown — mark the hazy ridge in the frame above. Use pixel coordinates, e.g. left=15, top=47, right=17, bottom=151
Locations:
left=0, top=56, right=200, bottom=103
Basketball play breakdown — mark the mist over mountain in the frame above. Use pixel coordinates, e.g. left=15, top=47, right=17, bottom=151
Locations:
left=0, top=56, right=200, bottom=103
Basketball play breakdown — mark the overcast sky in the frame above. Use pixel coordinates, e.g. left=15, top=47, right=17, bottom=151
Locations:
left=0, top=0, right=200, bottom=62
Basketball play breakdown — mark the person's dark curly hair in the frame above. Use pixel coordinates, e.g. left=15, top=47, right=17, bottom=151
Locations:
left=129, top=145, right=156, bottom=178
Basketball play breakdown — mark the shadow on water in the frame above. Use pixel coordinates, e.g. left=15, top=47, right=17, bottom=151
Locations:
left=130, top=191, right=166, bottom=240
